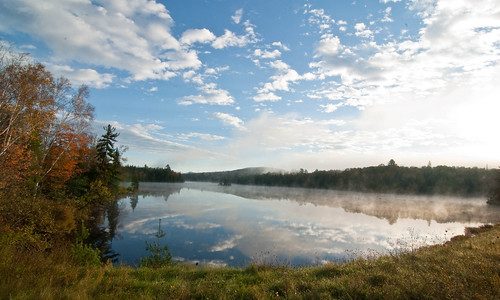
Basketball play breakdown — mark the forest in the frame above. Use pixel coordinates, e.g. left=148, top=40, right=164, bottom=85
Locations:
left=121, top=164, right=184, bottom=183
left=185, top=161, right=498, bottom=198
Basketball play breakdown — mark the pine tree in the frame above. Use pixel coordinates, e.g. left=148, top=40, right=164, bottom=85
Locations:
left=95, top=124, right=121, bottom=191
left=488, top=169, right=500, bottom=205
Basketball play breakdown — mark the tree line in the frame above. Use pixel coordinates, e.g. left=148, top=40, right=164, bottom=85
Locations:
left=185, top=160, right=499, bottom=198
left=121, top=164, right=183, bottom=183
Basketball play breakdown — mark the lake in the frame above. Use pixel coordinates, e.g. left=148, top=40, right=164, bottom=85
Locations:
left=101, top=182, right=500, bottom=267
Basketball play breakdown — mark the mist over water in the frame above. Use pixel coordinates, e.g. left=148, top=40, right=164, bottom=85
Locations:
left=106, top=182, right=500, bottom=267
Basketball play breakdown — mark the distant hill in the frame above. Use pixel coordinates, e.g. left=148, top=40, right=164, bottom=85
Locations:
left=183, top=167, right=284, bottom=182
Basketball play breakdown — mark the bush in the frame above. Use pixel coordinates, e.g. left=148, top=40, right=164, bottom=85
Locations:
left=71, top=242, right=101, bottom=266
left=0, top=192, right=78, bottom=241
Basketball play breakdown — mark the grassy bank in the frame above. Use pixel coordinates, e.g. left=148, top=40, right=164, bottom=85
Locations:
left=1, top=225, right=499, bottom=299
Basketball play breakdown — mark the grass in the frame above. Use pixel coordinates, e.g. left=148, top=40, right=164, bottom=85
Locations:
left=1, top=225, right=499, bottom=299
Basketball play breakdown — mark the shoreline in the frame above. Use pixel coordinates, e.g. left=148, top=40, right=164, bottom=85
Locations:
left=1, top=223, right=499, bottom=298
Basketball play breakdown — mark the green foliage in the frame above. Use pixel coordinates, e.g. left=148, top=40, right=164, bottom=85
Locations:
left=96, top=125, right=119, bottom=166
left=129, top=176, right=140, bottom=192
left=86, top=179, right=113, bottom=203
left=0, top=191, right=78, bottom=243
left=487, top=169, right=500, bottom=204
left=95, top=124, right=122, bottom=192
left=121, top=164, right=184, bottom=183
left=140, top=219, right=171, bottom=268
left=71, top=242, right=101, bottom=266
left=0, top=229, right=51, bottom=253
left=75, top=220, right=91, bottom=244
left=140, top=242, right=172, bottom=268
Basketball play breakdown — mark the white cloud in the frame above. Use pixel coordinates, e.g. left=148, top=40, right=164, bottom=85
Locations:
left=271, top=41, right=290, bottom=51
left=262, top=69, right=301, bottom=92
left=212, top=29, right=253, bottom=49
left=0, top=0, right=202, bottom=81
left=354, top=23, right=374, bottom=38
left=213, top=112, right=245, bottom=130
left=315, top=34, right=342, bottom=56
left=253, top=92, right=282, bottom=102
left=19, top=44, right=36, bottom=50
left=148, top=86, right=158, bottom=92
left=407, top=0, right=437, bottom=18
left=211, top=19, right=257, bottom=50
left=306, top=8, right=335, bottom=33
left=253, top=49, right=282, bottom=59
left=313, top=0, right=500, bottom=110
left=231, top=9, right=243, bottom=24
left=381, top=7, right=393, bottom=23
left=255, top=60, right=316, bottom=97
left=182, top=70, right=203, bottom=84
left=179, top=85, right=234, bottom=105
left=163, top=50, right=202, bottom=71
left=178, top=132, right=225, bottom=141
left=180, top=68, right=235, bottom=106
left=46, top=64, right=114, bottom=88
left=95, top=120, right=184, bottom=153
left=214, top=111, right=481, bottom=170
left=302, top=0, right=500, bottom=168
left=94, top=120, right=228, bottom=169
left=320, top=103, right=343, bottom=113
left=180, top=28, right=216, bottom=45
left=204, top=65, right=230, bottom=76
left=217, top=113, right=363, bottom=168
left=269, top=60, right=290, bottom=71
left=205, top=68, right=217, bottom=75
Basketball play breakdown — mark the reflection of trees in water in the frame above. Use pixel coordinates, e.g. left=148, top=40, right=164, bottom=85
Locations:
left=124, top=181, right=500, bottom=226
left=127, top=183, right=183, bottom=210
left=181, top=182, right=500, bottom=225
left=86, top=183, right=181, bottom=262
left=86, top=201, right=122, bottom=262
left=89, top=182, right=500, bottom=263
left=130, top=194, right=138, bottom=210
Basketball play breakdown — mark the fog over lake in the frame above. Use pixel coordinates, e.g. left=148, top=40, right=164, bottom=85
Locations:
left=104, top=182, right=500, bottom=267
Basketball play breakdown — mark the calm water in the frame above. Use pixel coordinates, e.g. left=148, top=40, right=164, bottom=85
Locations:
left=102, top=182, right=500, bottom=267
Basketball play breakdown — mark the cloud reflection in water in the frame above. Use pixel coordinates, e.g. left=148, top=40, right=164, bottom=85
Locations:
left=107, top=182, right=500, bottom=266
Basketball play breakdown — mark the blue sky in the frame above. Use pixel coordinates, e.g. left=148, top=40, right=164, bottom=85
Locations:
left=1, top=0, right=499, bottom=171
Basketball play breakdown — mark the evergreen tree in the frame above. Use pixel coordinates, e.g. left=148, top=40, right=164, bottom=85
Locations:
left=95, top=124, right=121, bottom=191
left=388, top=159, right=397, bottom=167
left=488, top=169, right=500, bottom=204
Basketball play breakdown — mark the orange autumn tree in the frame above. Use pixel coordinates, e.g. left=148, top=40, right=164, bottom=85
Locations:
left=0, top=46, right=94, bottom=197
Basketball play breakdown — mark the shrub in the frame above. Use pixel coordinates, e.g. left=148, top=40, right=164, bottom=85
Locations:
left=140, top=241, right=172, bottom=268
left=71, top=242, right=101, bottom=266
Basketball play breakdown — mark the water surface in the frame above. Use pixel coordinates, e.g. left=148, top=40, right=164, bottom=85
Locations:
left=102, top=182, right=500, bottom=267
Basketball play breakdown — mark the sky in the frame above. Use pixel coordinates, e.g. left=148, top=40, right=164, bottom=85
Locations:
left=0, top=0, right=499, bottom=172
